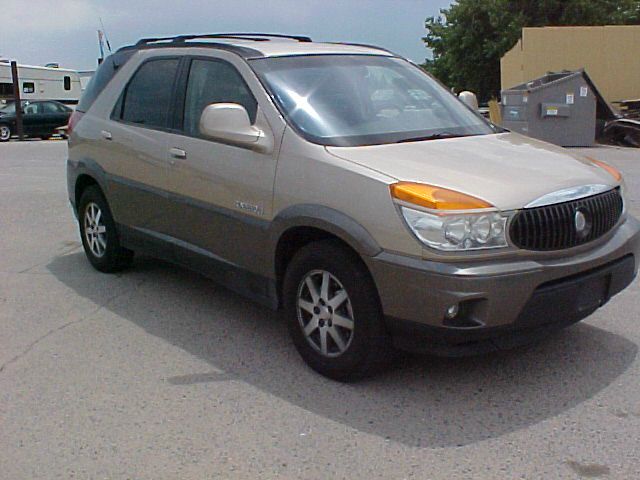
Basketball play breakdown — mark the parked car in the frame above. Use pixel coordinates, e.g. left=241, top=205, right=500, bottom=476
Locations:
left=66, top=33, right=639, bottom=380
left=0, top=100, right=72, bottom=141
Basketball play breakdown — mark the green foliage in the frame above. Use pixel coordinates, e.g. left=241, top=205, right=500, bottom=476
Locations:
left=423, top=0, right=640, bottom=102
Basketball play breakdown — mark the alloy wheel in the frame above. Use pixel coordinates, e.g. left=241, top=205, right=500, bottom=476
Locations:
left=83, top=202, right=107, bottom=257
left=296, top=270, right=355, bottom=357
left=0, top=126, right=10, bottom=141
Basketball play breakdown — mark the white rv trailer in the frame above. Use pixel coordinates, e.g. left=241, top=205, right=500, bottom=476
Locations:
left=0, top=62, right=82, bottom=105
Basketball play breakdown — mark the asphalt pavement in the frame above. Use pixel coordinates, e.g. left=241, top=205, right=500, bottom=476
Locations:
left=1, top=140, right=639, bottom=479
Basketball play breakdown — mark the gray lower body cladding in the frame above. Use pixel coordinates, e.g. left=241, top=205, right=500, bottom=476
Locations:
left=367, top=217, right=640, bottom=355
left=69, top=158, right=640, bottom=355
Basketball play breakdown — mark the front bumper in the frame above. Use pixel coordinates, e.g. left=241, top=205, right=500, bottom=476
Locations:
left=366, top=216, right=640, bottom=355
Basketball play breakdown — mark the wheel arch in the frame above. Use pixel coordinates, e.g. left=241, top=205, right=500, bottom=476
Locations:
left=75, top=174, right=102, bottom=209
left=68, top=157, right=110, bottom=215
left=270, top=205, right=382, bottom=307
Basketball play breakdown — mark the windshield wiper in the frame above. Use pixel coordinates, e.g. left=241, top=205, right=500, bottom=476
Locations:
left=396, top=132, right=469, bottom=143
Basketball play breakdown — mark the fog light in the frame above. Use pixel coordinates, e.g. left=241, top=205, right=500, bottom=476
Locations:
left=445, top=304, right=459, bottom=319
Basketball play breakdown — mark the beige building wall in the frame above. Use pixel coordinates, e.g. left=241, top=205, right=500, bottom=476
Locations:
left=501, top=26, right=640, bottom=103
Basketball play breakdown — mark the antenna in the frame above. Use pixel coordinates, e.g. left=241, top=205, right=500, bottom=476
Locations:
left=99, top=17, right=113, bottom=53
left=97, top=30, right=105, bottom=63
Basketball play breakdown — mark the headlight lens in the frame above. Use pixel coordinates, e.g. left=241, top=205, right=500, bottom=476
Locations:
left=401, top=207, right=509, bottom=251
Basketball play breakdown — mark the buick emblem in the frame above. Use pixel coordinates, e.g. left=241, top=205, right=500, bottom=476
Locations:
left=574, top=209, right=590, bottom=236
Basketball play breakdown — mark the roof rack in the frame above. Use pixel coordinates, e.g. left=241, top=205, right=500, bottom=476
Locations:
left=327, top=42, right=399, bottom=57
left=136, top=33, right=312, bottom=46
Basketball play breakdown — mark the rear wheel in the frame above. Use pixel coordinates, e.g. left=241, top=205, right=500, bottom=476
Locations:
left=78, top=185, right=133, bottom=272
left=283, top=240, right=389, bottom=381
left=0, top=124, right=11, bottom=142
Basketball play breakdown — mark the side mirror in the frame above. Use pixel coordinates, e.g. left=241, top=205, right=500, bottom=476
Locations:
left=199, top=103, right=266, bottom=149
left=458, top=91, right=479, bottom=111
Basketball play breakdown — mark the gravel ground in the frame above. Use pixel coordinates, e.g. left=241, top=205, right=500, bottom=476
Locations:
left=1, top=140, right=639, bottom=479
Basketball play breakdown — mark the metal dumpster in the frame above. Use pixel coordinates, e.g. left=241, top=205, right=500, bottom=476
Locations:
left=501, top=70, right=597, bottom=147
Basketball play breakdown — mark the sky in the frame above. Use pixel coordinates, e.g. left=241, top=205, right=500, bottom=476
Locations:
left=0, top=0, right=452, bottom=71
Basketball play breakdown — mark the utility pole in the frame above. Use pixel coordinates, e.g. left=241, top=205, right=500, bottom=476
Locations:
left=10, top=61, right=24, bottom=141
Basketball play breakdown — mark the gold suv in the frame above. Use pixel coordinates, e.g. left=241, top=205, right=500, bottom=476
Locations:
left=67, top=33, right=639, bottom=380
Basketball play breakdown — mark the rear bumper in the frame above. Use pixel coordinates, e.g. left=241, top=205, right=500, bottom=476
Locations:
left=366, top=216, right=640, bottom=355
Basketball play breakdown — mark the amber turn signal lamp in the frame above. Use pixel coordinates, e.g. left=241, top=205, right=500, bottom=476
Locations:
left=390, top=182, right=493, bottom=210
left=588, top=157, right=622, bottom=182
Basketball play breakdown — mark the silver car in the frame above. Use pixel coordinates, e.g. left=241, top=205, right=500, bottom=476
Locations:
left=67, top=33, right=639, bottom=380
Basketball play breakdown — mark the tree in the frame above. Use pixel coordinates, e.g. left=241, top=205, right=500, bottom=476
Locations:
left=423, top=0, right=640, bottom=102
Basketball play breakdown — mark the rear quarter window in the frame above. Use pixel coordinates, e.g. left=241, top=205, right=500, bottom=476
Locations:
left=76, top=50, right=134, bottom=113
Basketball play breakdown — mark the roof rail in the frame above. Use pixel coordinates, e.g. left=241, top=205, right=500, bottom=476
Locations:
left=326, top=42, right=399, bottom=57
left=136, top=33, right=312, bottom=46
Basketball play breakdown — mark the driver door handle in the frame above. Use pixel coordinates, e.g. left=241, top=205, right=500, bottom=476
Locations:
left=101, top=130, right=112, bottom=140
left=169, top=147, right=187, bottom=159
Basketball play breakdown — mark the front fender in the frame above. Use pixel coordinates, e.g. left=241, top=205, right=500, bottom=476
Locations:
left=268, top=204, right=382, bottom=260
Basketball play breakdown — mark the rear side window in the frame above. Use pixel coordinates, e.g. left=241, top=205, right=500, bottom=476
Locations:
left=39, top=102, right=68, bottom=114
left=119, top=59, right=179, bottom=129
left=40, top=102, right=62, bottom=114
left=183, top=59, right=257, bottom=137
left=76, top=50, right=134, bottom=113
left=64, top=76, right=71, bottom=91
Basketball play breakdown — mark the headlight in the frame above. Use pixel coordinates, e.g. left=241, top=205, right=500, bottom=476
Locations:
left=400, top=207, right=509, bottom=251
left=390, top=182, right=509, bottom=251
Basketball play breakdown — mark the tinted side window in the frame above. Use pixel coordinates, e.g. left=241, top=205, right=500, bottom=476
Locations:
left=121, top=59, right=179, bottom=129
left=77, top=50, right=134, bottom=113
left=183, top=59, right=257, bottom=137
left=23, top=82, right=35, bottom=94
left=40, top=102, right=62, bottom=114
left=24, top=103, right=38, bottom=114
left=64, top=76, right=71, bottom=91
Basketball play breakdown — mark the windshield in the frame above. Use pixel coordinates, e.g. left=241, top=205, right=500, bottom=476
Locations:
left=250, top=55, right=494, bottom=147
left=0, top=103, right=16, bottom=113
left=0, top=101, right=26, bottom=114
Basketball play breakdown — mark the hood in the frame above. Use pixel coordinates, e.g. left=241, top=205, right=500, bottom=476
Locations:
left=326, top=133, right=617, bottom=211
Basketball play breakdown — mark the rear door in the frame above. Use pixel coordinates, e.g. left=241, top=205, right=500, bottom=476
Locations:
left=103, top=57, right=180, bottom=238
left=38, top=101, right=68, bottom=133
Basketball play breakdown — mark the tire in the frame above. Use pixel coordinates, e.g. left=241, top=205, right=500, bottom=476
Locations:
left=0, top=124, right=11, bottom=142
left=78, top=185, right=133, bottom=273
left=283, top=240, right=390, bottom=381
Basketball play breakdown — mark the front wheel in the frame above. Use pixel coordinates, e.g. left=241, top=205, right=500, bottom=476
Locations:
left=283, top=240, right=389, bottom=381
left=0, top=124, right=11, bottom=142
left=78, top=185, right=133, bottom=272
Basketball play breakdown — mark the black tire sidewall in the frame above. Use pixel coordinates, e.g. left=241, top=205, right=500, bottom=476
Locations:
left=78, top=186, right=130, bottom=272
left=283, top=241, right=388, bottom=381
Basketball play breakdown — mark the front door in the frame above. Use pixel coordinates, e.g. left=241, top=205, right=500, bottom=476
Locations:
left=164, top=57, right=278, bottom=274
left=21, top=102, right=41, bottom=135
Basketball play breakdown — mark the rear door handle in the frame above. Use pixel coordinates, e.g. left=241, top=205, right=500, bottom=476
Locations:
left=101, top=130, right=112, bottom=140
left=169, top=147, right=187, bottom=159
